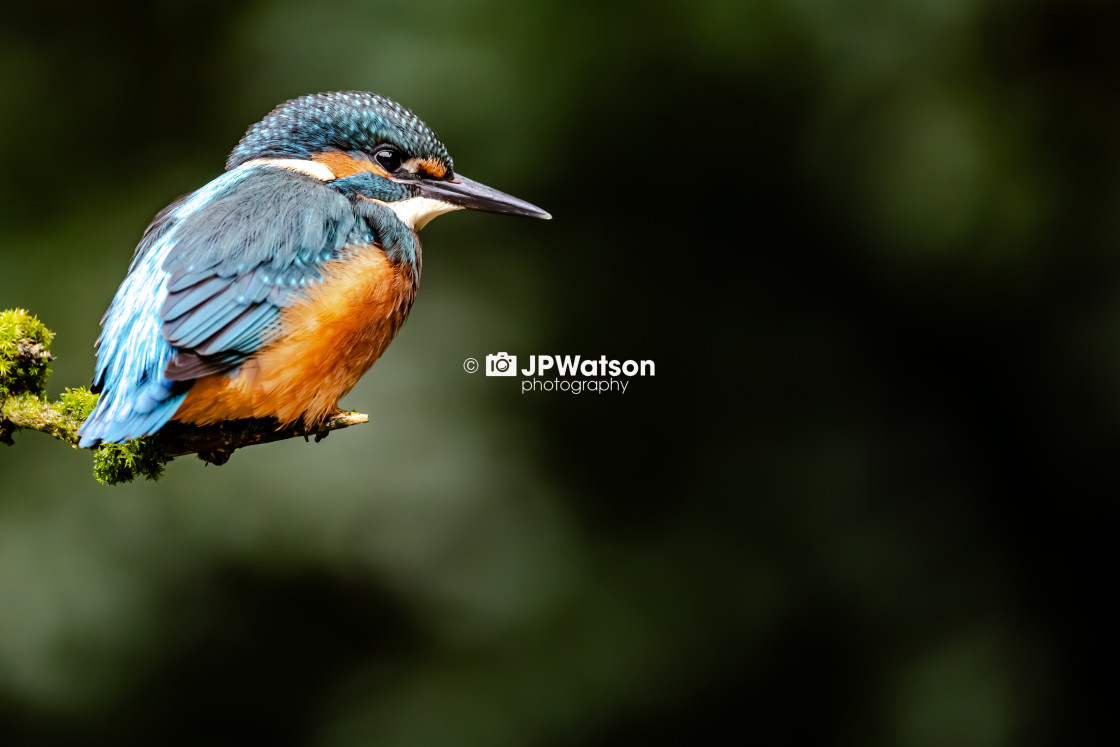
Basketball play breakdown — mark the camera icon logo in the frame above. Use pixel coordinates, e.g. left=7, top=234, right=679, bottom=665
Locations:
left=486, top=352, right=518, bottom=376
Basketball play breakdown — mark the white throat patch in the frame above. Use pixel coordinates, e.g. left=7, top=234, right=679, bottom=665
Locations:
left=386, top=196, right=463, bottom=231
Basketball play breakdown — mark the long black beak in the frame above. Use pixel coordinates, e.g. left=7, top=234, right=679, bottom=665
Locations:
left=415, top=174, right=551, bottom=219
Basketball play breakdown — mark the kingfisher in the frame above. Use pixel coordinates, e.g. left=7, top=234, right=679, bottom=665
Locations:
left=77, top=91, right=549, bottom=448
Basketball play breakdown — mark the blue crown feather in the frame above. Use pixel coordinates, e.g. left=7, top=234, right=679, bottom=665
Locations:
left=226, top=91, right=452, bottom=172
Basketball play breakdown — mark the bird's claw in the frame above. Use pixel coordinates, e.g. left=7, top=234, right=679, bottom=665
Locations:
left=198, top=447, right=235, bottom=466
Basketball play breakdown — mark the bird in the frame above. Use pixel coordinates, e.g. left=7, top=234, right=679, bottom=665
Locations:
left=77, top=91, right=549, bottom=448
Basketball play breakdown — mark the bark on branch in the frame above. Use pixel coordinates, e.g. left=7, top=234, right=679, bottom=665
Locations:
left=153, top=411, right=369, bottom=464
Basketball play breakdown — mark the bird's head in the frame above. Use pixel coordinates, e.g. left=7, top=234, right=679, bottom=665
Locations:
left=226, top=91, right=550, bottom=230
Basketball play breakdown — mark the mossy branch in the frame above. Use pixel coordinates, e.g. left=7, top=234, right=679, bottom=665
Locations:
left=0, top=308, right=367, bottom=485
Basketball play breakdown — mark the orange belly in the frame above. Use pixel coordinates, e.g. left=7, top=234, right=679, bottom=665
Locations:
left=172, top=246, right=416, bottom=429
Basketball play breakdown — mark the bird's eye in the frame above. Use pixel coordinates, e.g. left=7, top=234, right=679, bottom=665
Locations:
left=374, top=149, right=403, bottom=173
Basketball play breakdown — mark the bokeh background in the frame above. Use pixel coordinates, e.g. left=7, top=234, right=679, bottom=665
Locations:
left=1, top=0, right=1116, bottom=744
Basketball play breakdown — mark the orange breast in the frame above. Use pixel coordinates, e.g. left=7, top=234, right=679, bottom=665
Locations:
left=172, top=246, right=416, bottom=429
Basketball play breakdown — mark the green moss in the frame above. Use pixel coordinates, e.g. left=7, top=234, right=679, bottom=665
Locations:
left=93, top=438, right=173, bottom=485
left=0, top=308, right=175, bottom=485
left=60, top=386, right=98, bottom=421
left=0, top=386, right=99, bottom=444
left=0, top=308, right=54, bottom=400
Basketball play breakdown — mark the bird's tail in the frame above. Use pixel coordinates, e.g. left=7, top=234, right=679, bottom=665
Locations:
left=78, top=376, right=189, bottom=448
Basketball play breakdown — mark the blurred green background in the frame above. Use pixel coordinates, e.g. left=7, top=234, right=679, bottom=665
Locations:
left=1, top=0, right=1116, bottom=744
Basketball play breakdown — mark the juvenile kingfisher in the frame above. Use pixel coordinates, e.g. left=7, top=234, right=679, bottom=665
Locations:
left=77, top=91, right=549, bottom=448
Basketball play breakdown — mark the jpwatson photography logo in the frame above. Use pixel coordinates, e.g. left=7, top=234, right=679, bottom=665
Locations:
left=462, top=353, right=655, bottom=394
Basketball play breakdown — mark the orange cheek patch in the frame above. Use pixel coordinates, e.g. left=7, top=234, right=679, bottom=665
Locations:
left=312, top=151, right=391, bottom=179
left=416, top=157, right=448, bottom=179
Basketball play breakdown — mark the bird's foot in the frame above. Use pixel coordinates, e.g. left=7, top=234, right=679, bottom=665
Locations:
left=303, top=410, right=344, bottom=443
left=198, top=447, right=235, bottom=466
left=300, top=422, right=328, bottom=443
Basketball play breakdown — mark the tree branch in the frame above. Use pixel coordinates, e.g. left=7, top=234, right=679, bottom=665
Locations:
left=154, top=411, right=369, bottom=463
left=0, top=308, right=368, bottom=485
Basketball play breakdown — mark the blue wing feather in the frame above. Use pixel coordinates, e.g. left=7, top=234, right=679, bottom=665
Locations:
left=159, top=167, right=357, bottom=367
left=78, top=164, right=365, bottom=447
left=162, top=277, right=229, bottom=320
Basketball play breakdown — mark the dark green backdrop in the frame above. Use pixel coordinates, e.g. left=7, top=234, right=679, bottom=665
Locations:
left=1, top=1, right=1114, bottom=744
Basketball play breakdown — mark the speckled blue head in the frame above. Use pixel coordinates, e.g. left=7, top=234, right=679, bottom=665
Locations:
left=226, top=91, right=453, bottom=173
